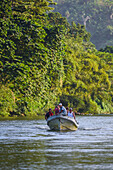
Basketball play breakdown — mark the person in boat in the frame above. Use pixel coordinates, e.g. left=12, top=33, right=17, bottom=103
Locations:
left=54, top=105, right=59, bottom=115
left=59, top=103, right=67, bottom=116
left=67, top=108, right=76, bottom=119
left=66, top=107, right=69, bottom=115
left=45, top=108, right=53, bottom=120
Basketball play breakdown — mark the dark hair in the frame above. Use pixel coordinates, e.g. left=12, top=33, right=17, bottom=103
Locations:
left=66, top=107, right=69, bottom=110
left=49, top=108, right=51, bottom=110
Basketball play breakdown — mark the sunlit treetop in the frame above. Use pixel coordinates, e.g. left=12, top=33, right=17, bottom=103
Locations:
left=11, top=0, right=56, bottom=19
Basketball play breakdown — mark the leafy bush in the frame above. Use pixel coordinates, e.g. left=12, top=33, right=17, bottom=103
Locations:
left=0, top=86, right=17, bottom=117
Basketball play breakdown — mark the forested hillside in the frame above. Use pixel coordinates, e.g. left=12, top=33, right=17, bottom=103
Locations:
left=53, top=0, right=113, bottom=50
left=0, top=0, right=113, bottom=117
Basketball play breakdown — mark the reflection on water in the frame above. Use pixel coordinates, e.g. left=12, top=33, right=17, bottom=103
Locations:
left=0, top=116, right=113, bottom=170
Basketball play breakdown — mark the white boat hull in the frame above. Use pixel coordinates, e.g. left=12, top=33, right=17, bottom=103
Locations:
left=47, top=115, right=79, bottom=131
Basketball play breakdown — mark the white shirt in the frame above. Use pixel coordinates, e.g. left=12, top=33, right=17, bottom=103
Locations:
left=59, top=106, right=67, bottom=116
left=68, top=111, right=74, bottom=118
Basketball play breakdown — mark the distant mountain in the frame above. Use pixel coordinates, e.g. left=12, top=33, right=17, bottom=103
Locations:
left=53, top=0, right=113, bottom=49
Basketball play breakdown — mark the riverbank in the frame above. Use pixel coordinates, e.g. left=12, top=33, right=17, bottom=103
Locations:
left=0, top=113, right=113, bottom=121
left=0, top=115, right=44, bottom=121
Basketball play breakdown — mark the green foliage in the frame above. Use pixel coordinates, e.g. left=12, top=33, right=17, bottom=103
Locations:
left=0, top=85, right=17, bottom=116
left=97, top=49, right=113, bottom=110
left=53, top=0, right=113, bottom=49
left=11, top=0, right=56, bottom=19
left=60, top=26, right=112, bottom=114
left=99, top=45, right=113, bottom=53
left=0, top=0, right=113, bottom=117
left=0, top=0, right=63, bottom=117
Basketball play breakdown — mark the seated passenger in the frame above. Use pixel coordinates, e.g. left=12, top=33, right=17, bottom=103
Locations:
left=59, top=103, right=67, bottom=116
left=67, top=108, right=76, bottom=119
left=45, top=108, right=53, bottom=120
left=66, top=107, right=69, bottom=115
left=54, top=105, right=59, bottom=115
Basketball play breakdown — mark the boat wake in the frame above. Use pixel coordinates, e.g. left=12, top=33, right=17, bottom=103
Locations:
left=79, top=127, right=101, bottom=131
left=36, top=125, right=49, bottom=130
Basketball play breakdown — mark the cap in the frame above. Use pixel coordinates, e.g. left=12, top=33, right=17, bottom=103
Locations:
left=59, top=103, right=62, bottom=106
left=70, top=108, right=72, bottom=110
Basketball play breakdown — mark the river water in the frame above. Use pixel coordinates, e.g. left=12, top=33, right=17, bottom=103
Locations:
left=0, top=116, right=113, bottom=170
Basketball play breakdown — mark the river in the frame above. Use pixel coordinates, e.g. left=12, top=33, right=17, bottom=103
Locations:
left=0, top=116, right=113, bottom=170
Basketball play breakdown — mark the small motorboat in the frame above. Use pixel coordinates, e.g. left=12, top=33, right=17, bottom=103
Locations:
left=47, top=115, right=79, bottom=131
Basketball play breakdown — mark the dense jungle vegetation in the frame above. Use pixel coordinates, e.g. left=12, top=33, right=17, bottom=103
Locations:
left=0, top=0, right=113, bottom=117
left=53, top=0, right=113, bottom=50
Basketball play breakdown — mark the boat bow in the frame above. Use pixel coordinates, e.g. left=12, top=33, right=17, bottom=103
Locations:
left=47, top=115, right=79, bottom=131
